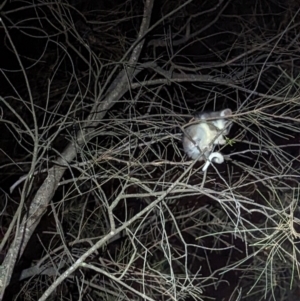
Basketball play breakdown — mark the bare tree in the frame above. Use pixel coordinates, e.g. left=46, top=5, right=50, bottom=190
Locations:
left=1, top=0, right=300, bottom=300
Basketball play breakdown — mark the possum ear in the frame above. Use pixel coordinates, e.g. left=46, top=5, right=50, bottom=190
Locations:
left=220, top=109, right=232, bottom=117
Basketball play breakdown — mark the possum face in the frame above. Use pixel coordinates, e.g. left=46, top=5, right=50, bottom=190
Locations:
left=210, top=109, right=232, bottom=135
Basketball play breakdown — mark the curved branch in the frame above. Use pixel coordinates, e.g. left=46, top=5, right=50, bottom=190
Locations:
left=0, top=0, right=155, bottom=299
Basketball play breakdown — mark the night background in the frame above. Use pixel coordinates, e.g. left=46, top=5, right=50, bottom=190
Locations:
left=0, top=0, right=300, bottom=300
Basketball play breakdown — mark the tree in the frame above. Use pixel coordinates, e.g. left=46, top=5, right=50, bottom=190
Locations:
left=0, top=0, right=300, bottom=300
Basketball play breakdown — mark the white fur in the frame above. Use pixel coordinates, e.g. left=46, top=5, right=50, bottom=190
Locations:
left=202, top=152, right=224, bottom=171
left=182, top=109, right=232, bottom=169
left=182, top=122, right=227, bottom=160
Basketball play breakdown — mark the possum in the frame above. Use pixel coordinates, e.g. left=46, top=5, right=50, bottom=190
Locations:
left=182, top=108, right=232, bottom=171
